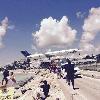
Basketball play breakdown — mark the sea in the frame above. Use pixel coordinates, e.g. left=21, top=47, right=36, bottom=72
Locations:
left=0, top=72, right=33, bottom=83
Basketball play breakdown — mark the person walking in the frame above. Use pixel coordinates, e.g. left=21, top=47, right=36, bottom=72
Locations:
left=66, top=59, right=75, bottom=89
left=2, top=68, right=9, bottom=85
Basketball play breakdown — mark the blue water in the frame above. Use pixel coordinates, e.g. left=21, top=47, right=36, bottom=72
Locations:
left=0, top=72, right=33, bottom=83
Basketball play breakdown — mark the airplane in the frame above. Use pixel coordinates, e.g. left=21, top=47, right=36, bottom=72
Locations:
left=21, top=49, right=82, bottom=60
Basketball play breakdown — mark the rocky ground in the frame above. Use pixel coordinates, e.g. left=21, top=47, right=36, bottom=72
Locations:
left=1, top=68, right=100, bottom=100
left=14, top=69, right=66, bottom=100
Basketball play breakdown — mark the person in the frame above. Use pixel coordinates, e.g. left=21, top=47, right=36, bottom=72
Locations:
left=40, top=80, right=50, bottom=98
left=33, top=92, right=44, bottom=100
left=66, top=59, right=75, bottom=89
left=6, top=72, right=16, bottom=87
left=2, top=68, right=9, bottom=85
left=50, top=60, right=57, bottom=73
left=0, top=72, right=16, bottom=94
left=56, top=60, right=61, bottom=79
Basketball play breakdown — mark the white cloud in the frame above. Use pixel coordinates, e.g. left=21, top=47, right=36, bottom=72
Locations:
left=8, top=25, right=15, bottom=30
left=33, top=16, right=77, bottom=48
left=80, top=43, right=95, bottom=52
left=76, top=11, right=85, bottom=18
left=80, top=7, right=100, bottom=54
left=95, top=46, right=100, bottom=54
left=31, top=45, right=37, bottom=51
left=0, top=17, right=8, bottom=48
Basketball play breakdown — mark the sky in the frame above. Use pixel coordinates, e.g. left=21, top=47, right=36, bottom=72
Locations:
left=0, top=0, right=100, bottom=66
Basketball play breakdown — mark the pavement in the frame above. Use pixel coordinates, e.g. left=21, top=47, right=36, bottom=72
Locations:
left=80, top=70, right=100, bottom=79
left=57, top=75, right=100, bottom=100
left=57, top=78, right=86, bottom=100
left=74, top=76, right=100, bottom=100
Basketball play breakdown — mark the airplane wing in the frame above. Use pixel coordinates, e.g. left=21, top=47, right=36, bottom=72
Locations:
left=27, top=53, right=46, bottom=59
left=45, top=49, right=82, bottom=57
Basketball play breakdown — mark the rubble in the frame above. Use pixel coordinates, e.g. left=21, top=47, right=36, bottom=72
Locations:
left=14, top=69, right=66, bottom=100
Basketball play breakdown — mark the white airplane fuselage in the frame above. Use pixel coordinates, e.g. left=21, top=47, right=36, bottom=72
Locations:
left=28, top=49, right=82, bottom=60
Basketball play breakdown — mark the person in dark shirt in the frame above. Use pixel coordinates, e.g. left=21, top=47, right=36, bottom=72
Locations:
left=66, top=59, right=75, bottom=89
left=2, top=69, right=9, bottom=85
left=40, top=80, right=50, bottom=98
left=62, top=59, right=75, bottom=89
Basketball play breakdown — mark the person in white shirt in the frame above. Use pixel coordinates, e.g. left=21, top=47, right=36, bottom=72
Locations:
left=6, top=72, right=16, bottom=87
left=0, top=71, right=16, bottom=96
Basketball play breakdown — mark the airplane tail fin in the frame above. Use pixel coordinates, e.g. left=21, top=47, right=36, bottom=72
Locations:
left=21, top=50, right=31, bottom=57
